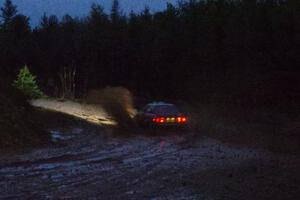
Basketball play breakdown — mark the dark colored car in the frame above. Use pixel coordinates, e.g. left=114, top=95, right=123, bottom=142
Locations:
left=135, top=102, right=188, bottom=127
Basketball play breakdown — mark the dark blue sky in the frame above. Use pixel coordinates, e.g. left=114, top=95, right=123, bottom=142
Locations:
left=0, top=0, right=178, bottom=26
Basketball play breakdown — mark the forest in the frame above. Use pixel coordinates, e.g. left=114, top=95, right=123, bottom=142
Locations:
left=1, top=1, right=300, bottom=198
left=0, top=0, right=299, bottom=111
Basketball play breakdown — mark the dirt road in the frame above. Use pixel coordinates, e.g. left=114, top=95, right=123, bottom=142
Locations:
left=0, top=123, right=299, bottom=200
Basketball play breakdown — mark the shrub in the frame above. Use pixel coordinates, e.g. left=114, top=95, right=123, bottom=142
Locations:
left=13, top=65, right=43, bottom=99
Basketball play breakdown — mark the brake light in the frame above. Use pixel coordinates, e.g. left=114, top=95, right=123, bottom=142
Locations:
left=176, top=116, right=187, bottom=123
left=152, top=118, right=164, bottom=123
left=176, top=117, right=182, bottom=123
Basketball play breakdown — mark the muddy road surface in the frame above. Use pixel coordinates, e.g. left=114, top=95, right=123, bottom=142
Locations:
left=0, top=125, right=299, bottom=200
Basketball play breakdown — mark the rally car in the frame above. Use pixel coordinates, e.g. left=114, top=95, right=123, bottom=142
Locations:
left=135, top=102, right=188, bottom=127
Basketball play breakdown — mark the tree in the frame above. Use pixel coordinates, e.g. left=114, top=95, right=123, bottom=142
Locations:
left=13, top=66, right=43, bottom=99
left=39, top=13, right=49, bottom=29
left=0, top=1, right=31, bottom=77
left=0, top=0, right=299, bottom=107
left=39, top=14, right=59, bottom=30
left=9, top=14, right=31, bottom=37
left=58, top=65, right=76, bottom=99
left=110, top=0, right=121, bottom=23
left=89, top=3, right=107, bottom=22
left=0, top=0, right=17, bottom=26
left=88, top=3, right=109, bottom=30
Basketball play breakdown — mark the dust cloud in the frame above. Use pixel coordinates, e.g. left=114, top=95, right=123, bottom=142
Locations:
left=86, top=87, right=137, bottom=129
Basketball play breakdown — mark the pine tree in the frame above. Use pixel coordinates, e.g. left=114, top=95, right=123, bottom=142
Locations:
left=111, top=0, right=121, bottom=23
left=40, top=13, right=49, bottom=29
left=13, top=66, right=43, bottom=99
left=0, top=0, right=17, bottom=25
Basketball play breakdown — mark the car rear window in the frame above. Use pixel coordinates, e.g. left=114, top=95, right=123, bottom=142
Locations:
left=152, top=105, right=180, bottom=116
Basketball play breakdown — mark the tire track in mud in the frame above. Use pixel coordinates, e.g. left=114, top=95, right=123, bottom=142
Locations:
left=0, top=130, right=164, bottom=198
left=1, top=127, right=299, bottom=200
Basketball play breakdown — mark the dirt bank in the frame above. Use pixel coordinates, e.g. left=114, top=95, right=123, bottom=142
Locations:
left=31, top=99, right=115, bottom=125
left=0, top=84, right=49, bottom=150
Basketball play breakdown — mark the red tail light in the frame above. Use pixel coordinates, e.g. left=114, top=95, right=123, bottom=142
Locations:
left=177, top=116, right=187, bottom=123
left=176, top=117, right=182, bottom=123
left=153, top=117, right=186, bottom=123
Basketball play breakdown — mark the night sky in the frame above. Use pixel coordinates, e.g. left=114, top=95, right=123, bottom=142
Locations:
left=0, top=0, right=178, bottom=26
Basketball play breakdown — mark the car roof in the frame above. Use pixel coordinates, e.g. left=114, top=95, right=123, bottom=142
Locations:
left=146, top=102, right=174, bottom=107
left=144, top=102, right=180, bottom=115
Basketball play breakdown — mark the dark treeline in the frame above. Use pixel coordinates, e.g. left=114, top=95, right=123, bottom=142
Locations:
left=0, top=0, right=299, bottom=110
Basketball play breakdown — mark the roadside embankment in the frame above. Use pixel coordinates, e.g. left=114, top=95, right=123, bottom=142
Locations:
left=0, top=83, right=49, bottom=150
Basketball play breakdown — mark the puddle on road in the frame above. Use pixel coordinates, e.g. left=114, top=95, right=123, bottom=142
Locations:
left=50, top=128, right=83, bottom=142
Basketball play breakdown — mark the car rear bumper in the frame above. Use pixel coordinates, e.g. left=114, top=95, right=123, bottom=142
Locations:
left=150, top=122, right=188, bottom=128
